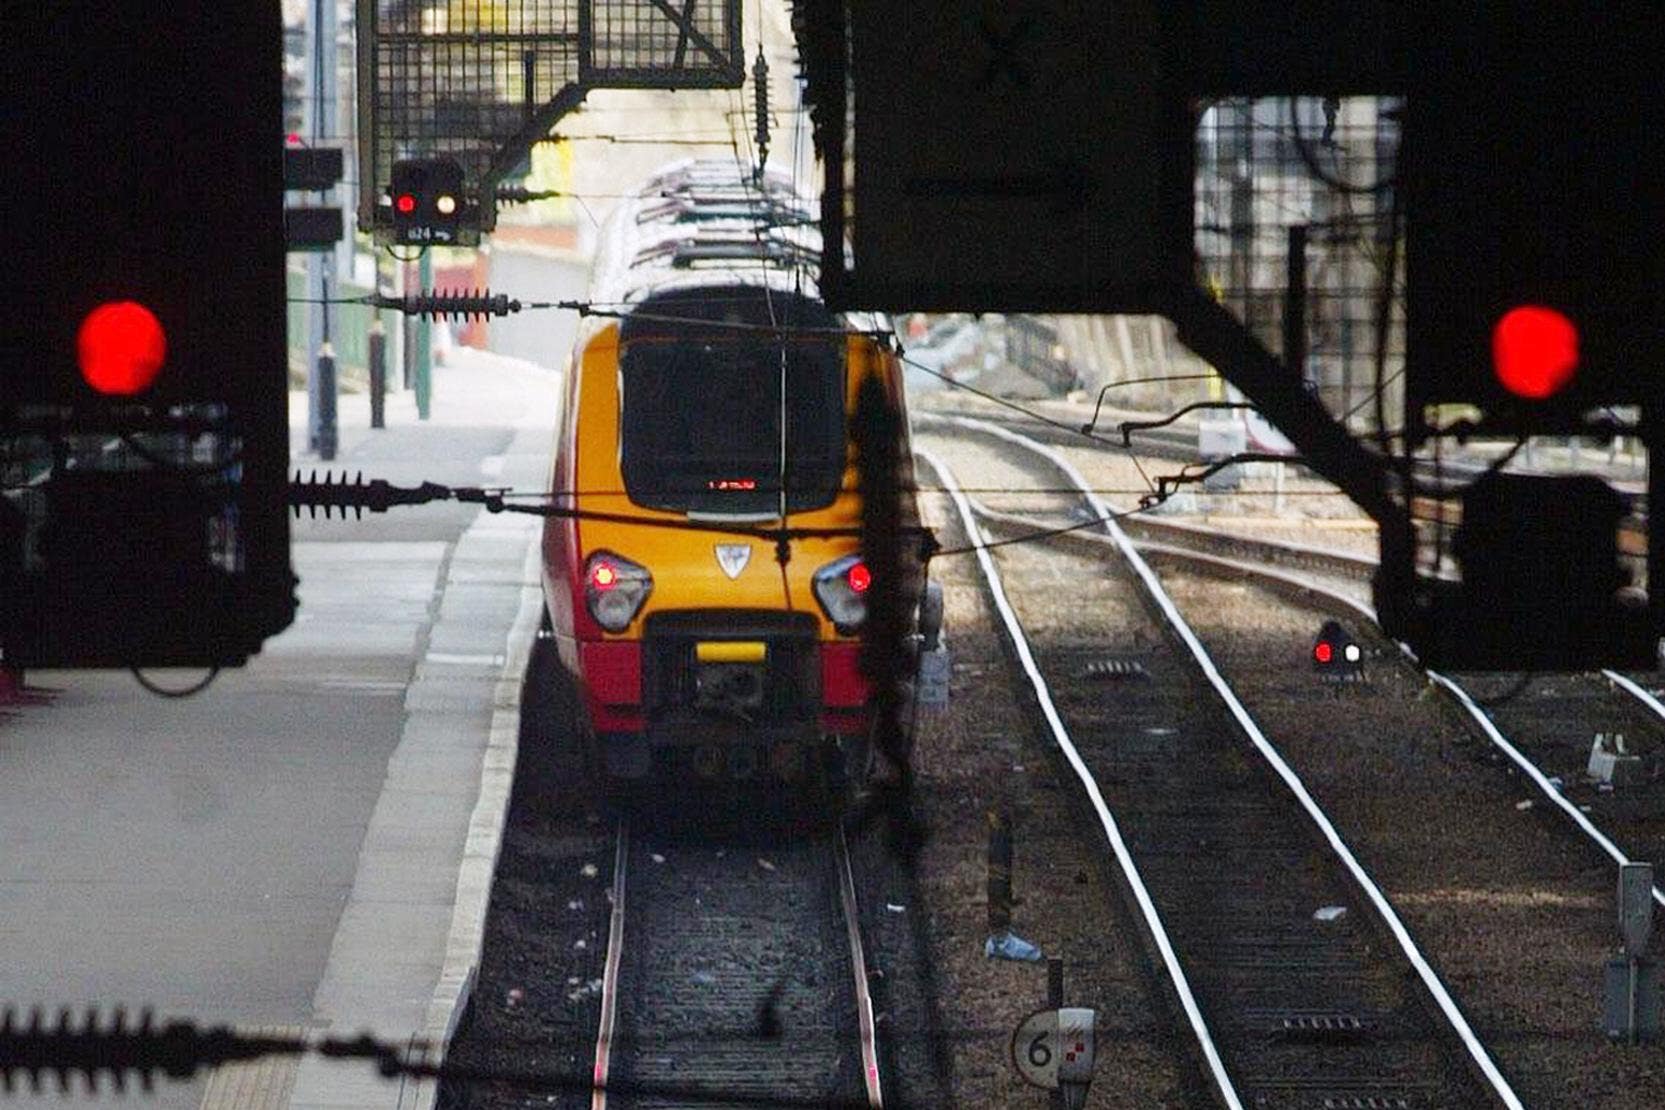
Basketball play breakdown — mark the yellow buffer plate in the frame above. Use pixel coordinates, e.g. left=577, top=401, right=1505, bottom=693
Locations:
left=695, top=641, right=768, bottom=664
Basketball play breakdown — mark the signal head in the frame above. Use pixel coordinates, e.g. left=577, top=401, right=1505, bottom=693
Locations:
left=1312, top=619, right=1363, bottom=676
left=77, top=301, right=167, bottom=396
left=1492, top=305, right=1579, bottom=400
left=387, top=158, right=468, bottom=244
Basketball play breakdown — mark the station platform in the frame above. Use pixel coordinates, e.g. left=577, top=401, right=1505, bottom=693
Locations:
left=0, top=347, right=559, bottom=1109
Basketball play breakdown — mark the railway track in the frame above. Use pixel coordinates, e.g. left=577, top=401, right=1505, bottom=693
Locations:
left=1131, top=537, right=1665, bottom=914
left=915, top=446, right=1516, bottom=1109
left=914, top=396, right=1650, bottom=555
left=1445, top=671, right=1665, bottom=891
left=589, top=822, right=883, bottom=1110
left=928, top=412, right=1665, bottom=917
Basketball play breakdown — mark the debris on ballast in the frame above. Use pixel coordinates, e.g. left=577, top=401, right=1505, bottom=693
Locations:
left=985, top=932, right=1044, bottom=962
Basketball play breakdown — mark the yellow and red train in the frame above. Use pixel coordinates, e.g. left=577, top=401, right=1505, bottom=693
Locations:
left=540, top=161, right=920, bottom=784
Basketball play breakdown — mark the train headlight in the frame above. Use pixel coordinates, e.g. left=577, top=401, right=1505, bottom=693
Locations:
left=812, top=554, right=870, bottom=634
left=585, top=551, right=653, bottom=632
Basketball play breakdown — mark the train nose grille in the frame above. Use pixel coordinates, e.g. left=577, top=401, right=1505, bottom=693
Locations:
left=694, top=663, right=765, bottom=713
left=642, top=610, right=821, bottom=722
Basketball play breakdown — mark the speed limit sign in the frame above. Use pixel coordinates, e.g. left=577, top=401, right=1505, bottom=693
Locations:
left=1011, top=1007, right=1096, bottom=1092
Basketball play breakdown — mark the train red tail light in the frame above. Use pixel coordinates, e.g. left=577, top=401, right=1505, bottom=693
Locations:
left=813, top=554, right=869, bottom=633
left=584, top=551, right=651, bottom=632
left=846, top=560, right=872, bottom=594
left=77, top=301, right=167, bottom=396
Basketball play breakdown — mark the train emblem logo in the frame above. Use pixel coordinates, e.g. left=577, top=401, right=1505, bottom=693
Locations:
left=714, top=544, right=751, bottom=579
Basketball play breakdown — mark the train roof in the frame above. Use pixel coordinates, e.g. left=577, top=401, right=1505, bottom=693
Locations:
left=589, top=159, right=832, bottom=311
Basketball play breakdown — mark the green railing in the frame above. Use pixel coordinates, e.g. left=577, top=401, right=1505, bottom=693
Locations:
left=286, top=267, right=399, bottom=388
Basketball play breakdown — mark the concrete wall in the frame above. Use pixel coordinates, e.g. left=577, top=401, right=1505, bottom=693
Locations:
left=486, top=248, right=589, bottom=370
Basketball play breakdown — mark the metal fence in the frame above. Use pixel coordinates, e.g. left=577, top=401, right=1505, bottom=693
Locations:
left=1005, top=315, right=1078, bottom=396
left=585, top=0, right=740, bottom=84
left=357, top=0, right=743, bottom=231
left=1194, top=97, right=1404, bottom=434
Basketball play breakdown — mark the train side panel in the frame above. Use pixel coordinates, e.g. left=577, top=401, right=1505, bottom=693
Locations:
left=541, top=342, right=586, bottom=677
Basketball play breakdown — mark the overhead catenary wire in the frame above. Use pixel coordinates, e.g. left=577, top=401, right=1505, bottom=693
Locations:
left=928, top=505, right=1163, bottom=558
left=1080, top=373, right=1224, bottom=436
left=0, top=1001, right=1243, bottom=1100
left=901, top=355, right=1161, bottom=493
left=290, top=420, right=1358, bottom=547
left=510, top=486, right=1353, bottom=499
left=293, top=448, right=1347, bottom=555
left=0, top=1006, right=890, bottom=1108
left=723, top=61, right=798, bottom=605
left=283, top=294, right=864, bottom=335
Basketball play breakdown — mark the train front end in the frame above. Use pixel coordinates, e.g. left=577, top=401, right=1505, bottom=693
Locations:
left=543, top=285, right=907, bottom=785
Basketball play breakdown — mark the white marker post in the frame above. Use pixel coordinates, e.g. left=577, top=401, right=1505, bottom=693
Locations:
left=1012, top=1007, right=1097, bottom=1108
left=1605, top=862, right=1660, bottom=1044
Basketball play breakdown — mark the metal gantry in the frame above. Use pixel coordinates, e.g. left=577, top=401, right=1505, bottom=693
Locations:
left=1193, top=97, right=1404, bottom=436
left=355, top=0, right=743, bottom=240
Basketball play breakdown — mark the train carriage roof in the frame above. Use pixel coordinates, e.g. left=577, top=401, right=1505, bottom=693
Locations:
left=589, top=159, right=834, bottom=311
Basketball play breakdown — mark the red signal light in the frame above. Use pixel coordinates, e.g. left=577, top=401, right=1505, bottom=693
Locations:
left=1492, top=305, right=1579, bottom=400
left=847, top=561, right=872, bottom=594
left=1313, top=641, right=1333, bottom=665
left=77, top=301, right=167, bottom=395
left=394, top=193, right=417, bottom=215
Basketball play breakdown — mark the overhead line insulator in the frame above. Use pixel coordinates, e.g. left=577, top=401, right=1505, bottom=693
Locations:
left=752, top=49, right=770, bottom=175
left=494, top=186, right=564, bottom=205
left=367, top=290, right=521, bottom=321
left=289, top=471, right=452, bottom=519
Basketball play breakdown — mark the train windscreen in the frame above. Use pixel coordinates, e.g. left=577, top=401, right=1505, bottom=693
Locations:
left=619, top=290, right=846, bottom=516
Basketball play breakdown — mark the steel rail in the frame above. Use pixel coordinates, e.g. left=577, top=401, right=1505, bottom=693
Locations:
left=587, top=822, right=884, bottom=1109
left=927, top=416, right=1527, bottom=1108
left=914, top=396, right=1647, bottom=495
left=912, top=408, right=1375, bottom=580
left=915, top=447, right=1247, bottom=1110
left=835, top=827, right=885, bottom=1108
left=914, top=404, right=1648, bottom=557
left=1603, top=668, right=1665, bottom=722
left=1121, top=513, right=1375, bottom=581
left=590, top=823, right=630, bottom=1110
left=988, top=507, right=1665, bottom=920
left=942, top=414, right=1665, bottom=917
left=1428, top=673, right=1665, bottom=912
